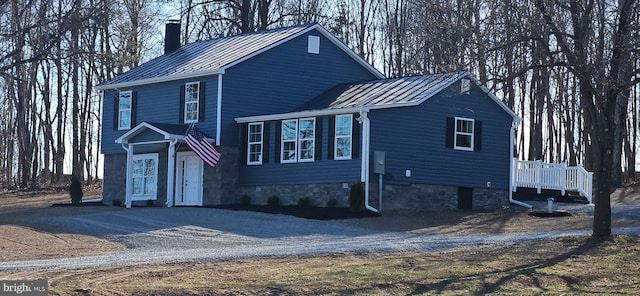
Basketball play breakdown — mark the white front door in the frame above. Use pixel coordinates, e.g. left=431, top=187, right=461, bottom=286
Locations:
left=175, top=152, right=203, bottom=206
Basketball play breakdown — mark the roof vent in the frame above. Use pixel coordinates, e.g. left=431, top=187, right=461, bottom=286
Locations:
left=164, top=20, right=181, bottom=54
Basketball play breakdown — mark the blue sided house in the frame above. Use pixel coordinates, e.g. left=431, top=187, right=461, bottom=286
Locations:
left=96, top=22, right=520, bottom=211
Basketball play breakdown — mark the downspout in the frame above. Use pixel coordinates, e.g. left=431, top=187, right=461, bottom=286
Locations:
left=508, top=122, right=532, bottom=209
left=216, top=73, right=223, bottom=146
left=122, top=144, right=133, bottom=209
left=166, top=139, right=178, bottom=207
left=357, top=110, right=379, bottom=213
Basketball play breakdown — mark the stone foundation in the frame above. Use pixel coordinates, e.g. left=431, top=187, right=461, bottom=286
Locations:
left=239, top=182, right=509, bottom=210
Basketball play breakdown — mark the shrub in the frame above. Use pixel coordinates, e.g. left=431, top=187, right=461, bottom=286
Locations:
left=349, top=182, right=364, bottom=212
left=146, top=200, right=155, bottom=207
left=239, top=195, right=252, bottom=206
left=69, top=176, right=83, bottom=205
left=298, top=197, right=312, bottom=207
left=327, top=198, right=338, bottom=208
left=267, top=195, right=280, bottom=207
left=112, top=200, right=122, bottom=207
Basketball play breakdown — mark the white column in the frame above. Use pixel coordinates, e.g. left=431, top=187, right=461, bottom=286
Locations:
left=125, top=144, right=133, bottom=208
left=216, top=74, right=223, bottom=146
left=166, top=140, right=177, bottom=207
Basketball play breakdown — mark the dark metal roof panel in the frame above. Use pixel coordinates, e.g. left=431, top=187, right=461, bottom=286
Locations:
left=99, top=25, right=312, bottom=88
left=323, top=72, right=462, bottom=109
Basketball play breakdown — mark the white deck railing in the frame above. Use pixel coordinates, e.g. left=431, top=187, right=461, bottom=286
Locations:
left=512, top=159, right=593, bottom=203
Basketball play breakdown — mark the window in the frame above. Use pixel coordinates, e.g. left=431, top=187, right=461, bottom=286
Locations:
left=131, top=153, right=158, bottom=200
left=308, top=35, right=320, bottom=54
left=281, top=119, right=297, bottom=163
left=461, top=78, right=471, bottom=94
left=118, top=91, right=132, bottom=130
left=247, top=122, right=263, bottom=165
left=280, top=118, right=316, bottom=163
left=454, top=117, right=474, bottom=151
left=184, top=82, right=200, bottom=123
left=298, top=118, right=315, bottom=162
left=334, top=114, right=352, bottom=159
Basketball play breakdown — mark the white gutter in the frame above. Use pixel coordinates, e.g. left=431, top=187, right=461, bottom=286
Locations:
left=216, top=74, right=223, bottom=146
left=357, top=110, right=379, bottom=213
left=236, top=106, right=378, bottom=123
left=508, top=121, right=532, bottom=209
left=95, top=69, right=225, bottom=91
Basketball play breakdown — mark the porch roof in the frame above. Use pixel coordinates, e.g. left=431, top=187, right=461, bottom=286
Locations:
left=115, top=122, right=213, bottom=144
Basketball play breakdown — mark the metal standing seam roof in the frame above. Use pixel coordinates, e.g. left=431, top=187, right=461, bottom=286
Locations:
left=236, top=71, right=521, bottom=123
left=96, top=23, right=384, bottom=90
left=97, top=24, right=311, bottom=89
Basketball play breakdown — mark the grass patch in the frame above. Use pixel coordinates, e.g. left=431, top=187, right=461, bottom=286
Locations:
left=4, top=235, right=640, bottom=295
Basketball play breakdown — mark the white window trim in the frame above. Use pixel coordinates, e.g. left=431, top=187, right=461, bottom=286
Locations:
left=334, top=114, right=353, bottom=160
left=118, top=90, right=132, bottom=130
left=184, top=81, right=200, bottom=123
left=281, top=119, right=298, bottom=163
left=131, top=153, right=159, bottom=201
left=247, top=122, right=263, bottom=165
left=298, top=117, right=315, bottom=162
left=454, top=117, right=474, bottom=151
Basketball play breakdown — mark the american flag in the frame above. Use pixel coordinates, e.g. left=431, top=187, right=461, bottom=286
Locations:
left=184, top=124, right=221, bottom=167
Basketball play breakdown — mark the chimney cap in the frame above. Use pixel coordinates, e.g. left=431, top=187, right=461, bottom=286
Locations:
left=166, top=19, right=180, bottom=24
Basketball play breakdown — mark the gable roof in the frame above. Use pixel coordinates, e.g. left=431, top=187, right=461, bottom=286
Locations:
left=235, top=71, right=520, bottom=123
left=116, top=122, right=214, bottom=144
left=96, top=24, right=384, bottom=90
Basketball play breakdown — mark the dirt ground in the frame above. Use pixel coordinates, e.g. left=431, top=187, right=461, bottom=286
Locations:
left=1, top=185, right=640, bottom=262
left=1, top=186, right=640, bottom=295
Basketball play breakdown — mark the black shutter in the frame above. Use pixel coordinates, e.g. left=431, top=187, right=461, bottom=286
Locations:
left=179, top=85, right=185, bottom=124
left=445, top=117, right=454, bottom=148
left=352, top=115, right=360, bottom=158
left=315, top=117, right=323, bottom=160
left=262, top=122, right=270, bottom=163
left=240, top=124, right=248, bottom=165
left=473, top=121, right=482, bottom=151
left=113, top=92, right=119, bottom=130
left=274, top=121, right=281, bottom=163
left=130, top=91, right=137, bottom=127
left=199, top=82, right=205, bottom=122
left=328, top=116, right=335, bottom=160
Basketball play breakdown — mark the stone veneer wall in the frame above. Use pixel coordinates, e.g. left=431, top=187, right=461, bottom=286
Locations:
left=238, top=183, right=353, bottom=207
left=203, top=147, right=240, bottom=205
left=102, top=150, right=168, bottom=207
left=238, top=182, right=509, bottom=210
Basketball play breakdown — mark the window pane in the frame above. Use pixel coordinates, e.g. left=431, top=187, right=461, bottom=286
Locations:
left=119, top=97, right=131, bottom=109
left=456, top=134, right=472, bottom=148
left=457, top=120, right=473, bottom=133
left=144, top=159, right=155, bottom=176
left=119, top=111, right=131, bottom=128
left=144, top=177, right=156, bottom=194
left=249, top=144, right=262, bottom=162
left=282, top=141, right=296, bottom=160
left=132, top=160, right=143, bottom=177
left=282, top=121, right=297, bottom=140
left=133, top=178, right=143, bottom=195
left=300, top=140, right=314, bottom=159
left=299, top=119, right=314, bottom=139
left=336, top=137, right=351, bottom=157
left=186, top=83, right=199, bottom=102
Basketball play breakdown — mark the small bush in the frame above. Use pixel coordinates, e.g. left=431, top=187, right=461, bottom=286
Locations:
left=349, top=182, right=364, bottom=212
left=112, top=200, right=122, bottom=207
left=298, top=197, right=312, bottom=207
left=146, top=200, right=155, bottom=207
left=239, top=195, right=252, bottom=206
left=327, top=198, right=338, bottom=208
left=69, top=176, right=83, bottom=205
left=267, top=195, right=280, bottom=207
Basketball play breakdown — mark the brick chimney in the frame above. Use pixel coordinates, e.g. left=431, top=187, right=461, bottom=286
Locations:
left=164, top=20, right=181, bottom=54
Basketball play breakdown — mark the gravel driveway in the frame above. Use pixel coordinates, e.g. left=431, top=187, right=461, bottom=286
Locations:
left=2, top=205, right=639, bottom=272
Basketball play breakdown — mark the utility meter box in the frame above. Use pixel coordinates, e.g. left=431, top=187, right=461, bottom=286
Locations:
left=373, top=151, right=385, bottom=174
